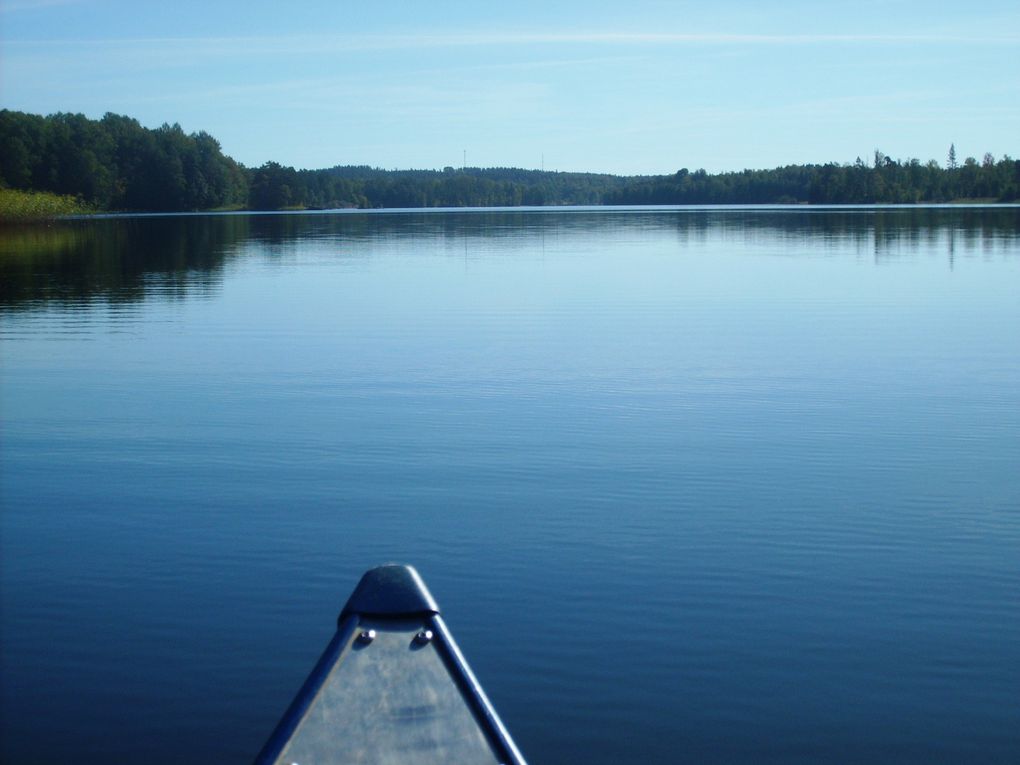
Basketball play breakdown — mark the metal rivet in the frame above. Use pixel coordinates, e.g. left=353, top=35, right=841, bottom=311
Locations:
left=414, top=629, right=434, bottom=644
left=358, top=629, right=376, bottom=644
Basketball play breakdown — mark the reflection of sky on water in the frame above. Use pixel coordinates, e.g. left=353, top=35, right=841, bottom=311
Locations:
left=1, top=206, right=1018, bottom=765
left=2, top=207, right=1018, bottom=311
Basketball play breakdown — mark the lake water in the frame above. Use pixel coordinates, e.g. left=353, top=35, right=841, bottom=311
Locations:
left=1, top=207, right=1018, bottom=764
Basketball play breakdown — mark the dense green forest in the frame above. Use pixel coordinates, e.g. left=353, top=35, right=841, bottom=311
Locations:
left=1, top=109, right=1018, bottom=214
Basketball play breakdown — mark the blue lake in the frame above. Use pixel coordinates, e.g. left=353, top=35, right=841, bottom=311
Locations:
left=1, top=207, right=1019, bottom=764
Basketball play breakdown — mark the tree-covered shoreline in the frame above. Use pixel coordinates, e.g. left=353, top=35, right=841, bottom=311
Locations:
left=1, top=109, right=1018, bottom=217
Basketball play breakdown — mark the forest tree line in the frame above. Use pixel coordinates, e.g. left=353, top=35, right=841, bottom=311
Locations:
left=2, top=109, right=1018, bottom=212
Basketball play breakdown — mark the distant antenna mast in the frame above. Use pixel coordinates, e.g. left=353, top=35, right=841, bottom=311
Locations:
left=541, top=153, right=544, bottom=172
left=463, top=149, right=466, bottom=170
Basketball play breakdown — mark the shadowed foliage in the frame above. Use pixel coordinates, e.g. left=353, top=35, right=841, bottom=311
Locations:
left=2, top=110, right=1017, bottom=214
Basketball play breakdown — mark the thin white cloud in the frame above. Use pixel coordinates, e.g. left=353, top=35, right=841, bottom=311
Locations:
left=6, top=30, right=1019, bottom=53
left=406, top=31, right=1020, bottom=46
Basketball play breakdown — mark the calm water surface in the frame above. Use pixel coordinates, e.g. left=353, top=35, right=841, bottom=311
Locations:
left=2, top=207, right=1019, bottom=764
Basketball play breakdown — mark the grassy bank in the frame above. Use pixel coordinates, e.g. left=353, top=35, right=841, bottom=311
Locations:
left=0, top=188, right=94, bottom=222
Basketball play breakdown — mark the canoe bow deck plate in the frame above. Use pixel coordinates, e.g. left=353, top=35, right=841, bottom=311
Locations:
left=255, top=565, right=526, bottom=765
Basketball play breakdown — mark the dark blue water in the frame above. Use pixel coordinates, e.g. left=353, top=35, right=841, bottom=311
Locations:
left=2, top=207, right=1019, bottom=764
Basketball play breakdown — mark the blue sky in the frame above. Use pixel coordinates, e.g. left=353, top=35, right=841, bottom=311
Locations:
left=2, top=0, right=1018, bottom=174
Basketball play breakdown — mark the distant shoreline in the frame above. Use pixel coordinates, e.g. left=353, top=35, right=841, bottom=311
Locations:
left=2, top=109, right=1018, bottom=219
left=4, top=201, right=1017, bottom=227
